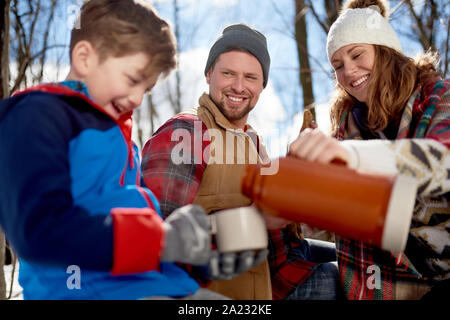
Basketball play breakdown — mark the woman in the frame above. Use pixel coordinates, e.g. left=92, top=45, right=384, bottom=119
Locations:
left=289, top=0, right=449, bottom=299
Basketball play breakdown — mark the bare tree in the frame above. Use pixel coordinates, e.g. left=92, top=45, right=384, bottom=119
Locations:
left=137, top=0, right=213, bottom=139
left=294, top=0, right=315, bottom=119
left=401, top=0, right=449, bottom=77
left=306, top=0, right=343, bottom=32
left=0, top=0, right=11, bottom=301
left=36, top=0, right=57, bottom=82
left=134, top=107, right=144, bottom=150
left=147, top=94, right=157, bottom=136
left=10, top=0, right=41, bottom=92
left=9, top=0, right=66, bottom=92
left=132, top=0, right=182, bottom=142
left=173, top=0, right=182, bottom=114
left=292, top=0, right=343, bottom=121
left=0, top=0, right=10, bottom=99
left=405, top=0, right=438, bottom=51
left=324, top=0, right=341, bottom=30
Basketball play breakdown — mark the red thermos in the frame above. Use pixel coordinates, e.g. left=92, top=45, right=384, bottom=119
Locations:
left=241, top=156, right=418, bottom=253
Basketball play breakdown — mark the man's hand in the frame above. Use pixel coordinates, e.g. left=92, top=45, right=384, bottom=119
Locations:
left=160, top=205, right=211, bottom=265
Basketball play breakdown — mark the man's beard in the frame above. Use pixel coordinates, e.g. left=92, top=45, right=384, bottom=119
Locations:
left=215, top=95, right=254, bottom=122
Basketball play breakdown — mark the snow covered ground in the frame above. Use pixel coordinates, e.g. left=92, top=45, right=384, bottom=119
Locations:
left=4, top=262, right=23, bottom=300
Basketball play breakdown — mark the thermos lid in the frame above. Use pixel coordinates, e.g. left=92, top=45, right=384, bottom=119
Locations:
left=381, top=174, right=418, bottom=253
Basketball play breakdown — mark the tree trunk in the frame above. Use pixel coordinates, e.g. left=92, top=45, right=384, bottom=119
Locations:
left=173, top=0, right=182, bottom=114
left=134, top=108, right=144, bottom=150
left=0, top=231, right=5, bottom=300
left=0, top=0, right=10, bottom=98
left=294, top=0, right=315, bottom=119
left=404, top=0, right=448, bottom=76
left=0, top=0, right=11, bottom=301
left=324, top=0, right=341, bottom=29
left=147, top=94, right=156, bottom=135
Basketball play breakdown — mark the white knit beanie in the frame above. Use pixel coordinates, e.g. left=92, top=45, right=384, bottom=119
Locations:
left=326, top=5, right=402, bottom=62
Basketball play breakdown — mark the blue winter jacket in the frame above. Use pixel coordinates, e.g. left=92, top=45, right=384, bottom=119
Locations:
left=0, top=82, right=199, bottom=299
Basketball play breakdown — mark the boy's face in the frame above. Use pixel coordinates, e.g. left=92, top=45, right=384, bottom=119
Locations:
left=84, top=52, right=159, bottom=120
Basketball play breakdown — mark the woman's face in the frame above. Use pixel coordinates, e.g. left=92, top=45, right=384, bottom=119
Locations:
left=331, top=44, right=376, bottom=103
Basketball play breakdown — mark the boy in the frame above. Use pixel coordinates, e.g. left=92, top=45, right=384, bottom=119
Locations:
left=0, top=0, right=225, bottom=299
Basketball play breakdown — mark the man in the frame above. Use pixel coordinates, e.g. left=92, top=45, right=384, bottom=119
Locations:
left=141, top=24, right=339, bottom=300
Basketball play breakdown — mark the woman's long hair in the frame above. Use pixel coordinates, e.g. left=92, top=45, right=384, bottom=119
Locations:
left=330, top=45, right=441, bottom=134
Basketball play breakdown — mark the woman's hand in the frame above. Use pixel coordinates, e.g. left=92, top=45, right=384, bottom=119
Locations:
left=288, top=128, right=350, bottom=165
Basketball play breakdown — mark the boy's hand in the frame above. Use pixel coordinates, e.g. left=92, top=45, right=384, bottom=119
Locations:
left=160, top=205, right=211, bottom=265
left=206, top=249, right=268, bottom=281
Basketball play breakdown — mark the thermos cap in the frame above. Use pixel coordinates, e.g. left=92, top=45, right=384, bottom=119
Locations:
left=381, top=174, right=418, bottom=253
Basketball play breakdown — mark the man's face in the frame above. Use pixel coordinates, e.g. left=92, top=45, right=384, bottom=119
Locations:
left=206, top=50, right=264, bottom=128
left=84, top=51, right=159, bottom=120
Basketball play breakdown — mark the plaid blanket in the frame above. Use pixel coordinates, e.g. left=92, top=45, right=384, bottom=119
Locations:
left=335, top=78, right=450, bottom=299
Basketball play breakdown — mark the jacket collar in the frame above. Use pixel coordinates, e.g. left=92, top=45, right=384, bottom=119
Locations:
left=14, top=82, right=133, bottom=121
left=13, top=82, right=133, bottom=142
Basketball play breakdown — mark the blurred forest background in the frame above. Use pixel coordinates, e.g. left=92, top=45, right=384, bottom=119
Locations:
left=0, top=0, right=449, bottom=299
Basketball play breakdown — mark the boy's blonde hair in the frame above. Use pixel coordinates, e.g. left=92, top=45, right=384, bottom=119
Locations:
left=70, top=0, right=177, bottom=78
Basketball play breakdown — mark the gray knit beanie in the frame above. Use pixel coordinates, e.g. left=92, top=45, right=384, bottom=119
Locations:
left=204, top=23, right=270, bottom=88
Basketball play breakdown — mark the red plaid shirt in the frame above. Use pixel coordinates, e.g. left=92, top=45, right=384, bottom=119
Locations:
left=141, top=112, right=317, bottom=299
